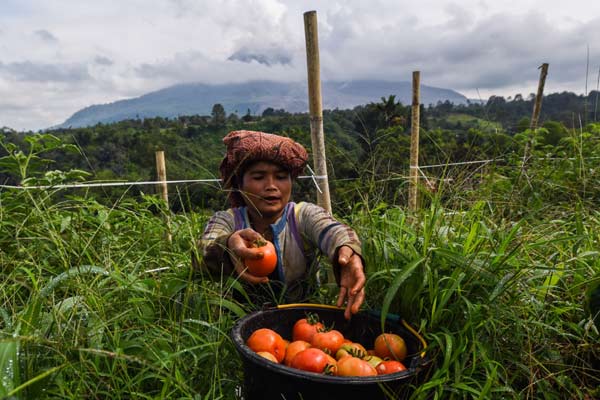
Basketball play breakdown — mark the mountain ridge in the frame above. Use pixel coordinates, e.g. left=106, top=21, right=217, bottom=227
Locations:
left=57, top=80, right=469, bottom=128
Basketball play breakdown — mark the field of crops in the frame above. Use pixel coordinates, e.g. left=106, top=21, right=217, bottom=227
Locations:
left=1, top=130, right=599, bottom=399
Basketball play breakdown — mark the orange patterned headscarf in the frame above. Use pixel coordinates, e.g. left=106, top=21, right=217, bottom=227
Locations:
left=219, top=130, right=309, bottom=207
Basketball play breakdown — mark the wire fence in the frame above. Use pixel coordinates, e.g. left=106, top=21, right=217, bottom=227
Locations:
left=1, top=156, right=598, bottom=192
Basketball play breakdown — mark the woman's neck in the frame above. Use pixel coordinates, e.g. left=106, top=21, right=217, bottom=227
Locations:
left=247, top=210, right=281, bottom=237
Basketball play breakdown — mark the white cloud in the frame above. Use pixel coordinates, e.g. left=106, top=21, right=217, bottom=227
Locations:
left=1, top=0, right=600, bottom=131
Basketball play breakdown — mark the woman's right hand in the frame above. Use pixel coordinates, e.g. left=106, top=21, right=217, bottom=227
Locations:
left=227, top=228, right=270, bottom=284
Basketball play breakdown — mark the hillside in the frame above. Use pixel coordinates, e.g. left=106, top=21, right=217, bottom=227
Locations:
left=56, top=80, right=468, bottom=128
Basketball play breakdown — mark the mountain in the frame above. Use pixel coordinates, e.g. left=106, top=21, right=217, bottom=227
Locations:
left=56, top=80, right=469, bottom=128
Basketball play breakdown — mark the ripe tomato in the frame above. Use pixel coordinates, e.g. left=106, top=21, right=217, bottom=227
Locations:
left=363, top=354, right=383, bottom=369
left=335, top=342, right=367, bottom=360
left=290, top=348, right=332, bottom=374
left=244, top=237, right=277, bottom=276
left=336, top=356, right=377, bottom=377
left=324, top=353, right=338, bottom=375
left=292, top=314, right=325, bottom=343
left=311, top=329, right=345, bottom=355
left=284, top=340, right=312, bottom=366
left=375, top=360, right=407, bottom=375
left=374, top=333, right=407, bottom=361
left=246, top=328, right=286, bottom=363
left=256, top=351, right=278, bottom=363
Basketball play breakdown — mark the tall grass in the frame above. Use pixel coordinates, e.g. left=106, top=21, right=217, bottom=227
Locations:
left=1, top=131, right=599, bottom=399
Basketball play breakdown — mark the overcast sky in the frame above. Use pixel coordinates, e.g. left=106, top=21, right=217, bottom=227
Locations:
left=1, top=0, right=599, bottom=131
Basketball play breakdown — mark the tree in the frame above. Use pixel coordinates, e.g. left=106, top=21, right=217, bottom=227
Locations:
left=211, top=104, right=226, bottom=127
left=242, top=109, right=253, bottom=122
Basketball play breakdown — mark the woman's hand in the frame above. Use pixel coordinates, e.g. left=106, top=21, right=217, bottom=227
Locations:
left=336, top=245, right=366, bottom=320
left=227, top=228, right=270, bottom=284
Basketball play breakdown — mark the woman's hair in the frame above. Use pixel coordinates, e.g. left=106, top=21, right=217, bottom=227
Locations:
left=219, top=130, right=308, bottom=207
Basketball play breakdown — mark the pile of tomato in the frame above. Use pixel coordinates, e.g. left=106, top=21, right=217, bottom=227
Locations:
left=245, top=313, right=408, bottom=377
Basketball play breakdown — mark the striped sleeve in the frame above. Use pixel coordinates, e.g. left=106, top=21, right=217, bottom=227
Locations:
left=193, top=210, right=236, bottom=278
left=296, top=202, right=363, bottom=263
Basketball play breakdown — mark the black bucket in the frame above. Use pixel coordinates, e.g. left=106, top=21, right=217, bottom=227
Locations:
left=231, top=304, right=430, bottom=400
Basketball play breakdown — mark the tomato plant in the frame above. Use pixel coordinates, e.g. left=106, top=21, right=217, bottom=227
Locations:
left=292, top=313, right=325, bottom=343
left=246, top=328, right=287, bottom=363
left=374, top=333, right=407, bottom=361
left=244, top=237, right=277, bottom=276
left=311, top=329, right=345, bottom=355
left=375, top=360, right=407, bottom=375
left=336, top=356, right=377, bottom=377
left=290, top=348, right=335, bottom=374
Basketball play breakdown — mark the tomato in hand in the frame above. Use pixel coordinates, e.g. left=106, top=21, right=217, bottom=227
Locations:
left=290, top=348, right=334, bottom=374
left=375, top=360, right=407, bottom=375
left=311, top=329, right=345, bottom=355
left=292, top=314, right=325, bottom=343
left=246, top=328, right=287, bottom=363
left=336, top=356, right=377, bottom=377
left=244, top=237, right=277, bottom=277
left=374, top=333, right=407, bottom=361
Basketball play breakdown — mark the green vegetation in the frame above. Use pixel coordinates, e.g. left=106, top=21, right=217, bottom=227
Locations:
left=1, top=95, right=599, bottom=399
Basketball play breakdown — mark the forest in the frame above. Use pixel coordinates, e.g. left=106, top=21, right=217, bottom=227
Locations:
left=1, top=90, right=599, bottom=399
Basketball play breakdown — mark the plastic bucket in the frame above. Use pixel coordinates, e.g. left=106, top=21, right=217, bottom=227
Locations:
left=231, top=304, right=430, bottom=400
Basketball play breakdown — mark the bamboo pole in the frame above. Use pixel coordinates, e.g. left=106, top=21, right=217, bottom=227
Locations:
left=155, top=150, right=172, bottom=243
left=303, top=10, right=332, bottom=214
left=408, top=71, right=421, bottom=212
left=523, top=63, right=549, bottom=168
left=530, top=63, right=549, bottom=130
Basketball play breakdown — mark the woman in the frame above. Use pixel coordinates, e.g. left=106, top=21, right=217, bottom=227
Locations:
left=195, top=130, right=365, bottom=320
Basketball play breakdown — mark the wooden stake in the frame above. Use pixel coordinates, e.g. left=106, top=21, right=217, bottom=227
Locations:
left=523, top=63, right=549, bottom=168
left=530, top=63, right=549, bottom=130
left=155, top=150, right=172, bottom=243
left=303, top=10, right=332, bottom=214
left=409, top=71, right=421, bottom=212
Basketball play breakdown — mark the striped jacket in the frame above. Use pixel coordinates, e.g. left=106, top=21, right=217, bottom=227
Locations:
left=196, top=201, right=363, bottom=303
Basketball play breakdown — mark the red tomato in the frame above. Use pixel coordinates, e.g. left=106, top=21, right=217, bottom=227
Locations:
left=284, top=340, right=312, bottom=366
left=335, top=342, right=367, bottom=360
left=311, top=329, right=345, bottom=355
left=256, top=351, right=278, bottom=363
left=363, top=355, right=383, bottom=369
left=324, top=353, right=338, bottom=375
left=336, top=356, right=378, bottom=377
left=290, top=348, right=331, bottom=374
left=244, top=238, right=277, bottom=276
left=376, top=360, right=407, bottom=375
left=292, top=314, right=325, bottom=343
left=374, top=333, right=407, bottom=361
left=246, top=328, right=286, bottom=363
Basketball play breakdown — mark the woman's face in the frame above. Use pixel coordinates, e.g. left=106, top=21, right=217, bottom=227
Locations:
left=240, top=161, right=292, bottom=221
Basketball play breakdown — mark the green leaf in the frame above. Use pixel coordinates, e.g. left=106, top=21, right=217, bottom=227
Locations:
left=0, top=339, right=20, bottom=397
left=380, top=256, right=426, bottom=331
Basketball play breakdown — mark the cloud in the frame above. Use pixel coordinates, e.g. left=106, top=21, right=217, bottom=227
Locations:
left=0, top=60, right=91, bottom=82
left=228, top=46, right=292, bottom=66
left=94, top=56, right=114, bottom=66
left=134, top=51, right=303, bottom=86
left=315, top=10, right=600, bottom=95
left=34, top=29, right=58, bottom=43
left=3, top=0, right=600, bottom=131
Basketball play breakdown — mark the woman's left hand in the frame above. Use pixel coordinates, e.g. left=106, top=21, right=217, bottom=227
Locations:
left=336, top=245, right=366, bottom=320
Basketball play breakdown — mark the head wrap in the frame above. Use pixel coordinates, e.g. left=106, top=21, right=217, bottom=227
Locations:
left=219, top=130, right=309, bottom=207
